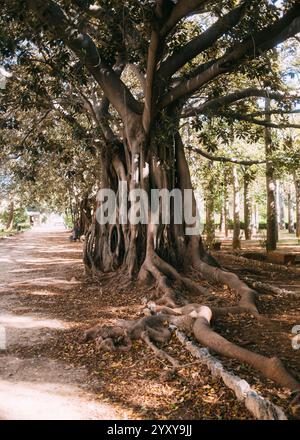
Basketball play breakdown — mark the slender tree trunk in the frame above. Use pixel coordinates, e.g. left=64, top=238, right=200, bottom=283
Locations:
left=287, top=184, right=295, bottom=234
left=219, top=208, right=223, bottom=232
left=205, top=164, right=215, bottom=248
left=251, top=203, right=258, bottom=237
left=220, top=170, right=229, bottom=237
left=205, top=197, right=215, bottom=248
left=244, top=175, right=252, bottom=240
left=232, top=165, right=241, bottom=249
left=222, top=175, right=229, bottom=238
left=294, top=174, right=300, bottom=238
left=276, top=181, right=285, bottom=230
left=265, top=98, right=277, bottom=251
left=5, top=201, right=14, bottom=231
left=79, top=196, right=93, bottom=236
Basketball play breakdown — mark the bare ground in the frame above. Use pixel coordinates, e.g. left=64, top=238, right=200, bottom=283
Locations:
left=0, top=227, right=125, bottom=420
left=0, top=227, right=299, bottom=419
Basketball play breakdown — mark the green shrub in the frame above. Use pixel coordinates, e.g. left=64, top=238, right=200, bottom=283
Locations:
left=63, top=213, right=73, bottom=229
left=258, top=222, right=267, bottom=230
left=227, top=220, right=245, bottom=230
left=0, top=206, right=29, bottom=228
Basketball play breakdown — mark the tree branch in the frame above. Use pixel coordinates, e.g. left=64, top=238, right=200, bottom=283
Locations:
left=143, top=0, right=170, bottom=134
left=160, top=0, right=214, bottom=36
left=20, top=109, right=52, bottom=145
left=73, top=1, right=143, bottom=52
left=249, top=108, right=300, bottom=117
left=182, top=88, right=299, bottom=117
left=159, top=3, right=300, bottom=109
left=186, top=145, right=266, bottom=165
left=217, top=111, right=300, bottom=129
left=25, top=0, right=142, bottom=121
left=158, top=3, right=248, bottom=81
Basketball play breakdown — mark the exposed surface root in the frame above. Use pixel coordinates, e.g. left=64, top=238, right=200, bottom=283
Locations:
left=84, top=314, right=180, bottom=371
left=168, top=305, right=300, bottom=418
left=139, top=250, right=208, bottom=307
left=192, top=308, right=300, bottom=393
left=123, top=295, right=300, bottom=416
left=192, top=257, right=259, bottom=317
left=84, top=301, right=300, bottom=418
left=141, top=331, right=179, bottom=369
left=175, top=329, right=287, bottom=420
left=83, top=245, right=300, bottom=419
left=215, top=252, right=300, bottom=276
left=242, top=276, right=299, bottom=299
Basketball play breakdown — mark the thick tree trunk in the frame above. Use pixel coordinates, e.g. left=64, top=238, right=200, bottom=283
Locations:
left=85, top=112, right=202, bottom=281
left=244, top=175, right=252, bottom=240
left=294, top=174, right=300, bottom=238
left=5, top=201, right=14, bottom=231
left=84, top=111, right=255, bottom=309
left=265, top=98, right=278, bottom=251
left=232, top=165, right=241, bottom=249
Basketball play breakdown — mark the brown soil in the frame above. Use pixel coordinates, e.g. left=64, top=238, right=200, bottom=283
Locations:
left=0, top=227, right=299, bottom=419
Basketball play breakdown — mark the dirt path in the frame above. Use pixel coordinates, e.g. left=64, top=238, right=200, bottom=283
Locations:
left=0, top=226, right=125, bottom=420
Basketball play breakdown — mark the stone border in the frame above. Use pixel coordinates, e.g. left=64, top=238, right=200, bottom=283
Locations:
left=175, top=329, right=287, bottom=420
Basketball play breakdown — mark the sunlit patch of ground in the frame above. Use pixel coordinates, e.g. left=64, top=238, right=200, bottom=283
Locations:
left=0, top=312, right=69, bottom=330
left=8, top=277, right=81, bottom=290
left=21, top=289, right=59, bottom=297
left=0, top=380, right=120, bottom=420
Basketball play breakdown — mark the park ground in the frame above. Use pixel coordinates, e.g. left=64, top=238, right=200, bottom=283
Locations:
left=0, top=227, right=299, bottom=419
